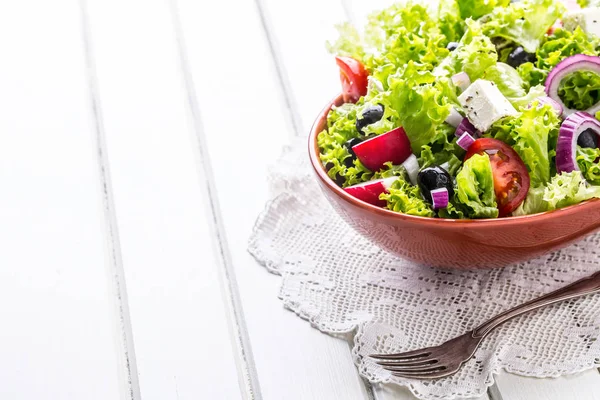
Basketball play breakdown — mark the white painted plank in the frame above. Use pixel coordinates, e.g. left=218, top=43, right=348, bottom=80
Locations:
left=257, top=0, right=349, bottom=136
left=83, top=0, right=242, bottom=399
left=495, top=370, right=600, bottom=400
left=176, top=0, right=373, bottom=399
left=0, top=1, right=126, bottom=398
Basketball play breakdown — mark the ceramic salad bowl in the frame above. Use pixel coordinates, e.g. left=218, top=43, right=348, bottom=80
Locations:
left=309, top=95, right=600, bottom=269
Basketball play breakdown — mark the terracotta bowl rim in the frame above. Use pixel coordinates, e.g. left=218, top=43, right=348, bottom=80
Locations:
left=309, top=94, right=600, bottom=229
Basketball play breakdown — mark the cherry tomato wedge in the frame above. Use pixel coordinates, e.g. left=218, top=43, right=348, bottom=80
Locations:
left=335, top=56, right=368, bottom=104
left=464, top=138, right=530, bottom=217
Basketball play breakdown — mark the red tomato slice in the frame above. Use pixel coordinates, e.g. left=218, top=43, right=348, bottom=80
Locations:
left=465, top=138, right=531, bottom=217
left=335, top=56, right=368, bottom=104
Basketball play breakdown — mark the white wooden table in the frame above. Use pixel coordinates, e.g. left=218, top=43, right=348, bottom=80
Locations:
left=3, top=0, right=600, bottom=399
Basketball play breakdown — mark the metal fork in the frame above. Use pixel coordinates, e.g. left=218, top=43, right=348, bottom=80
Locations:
left=371, top=270, right=600, bottom=379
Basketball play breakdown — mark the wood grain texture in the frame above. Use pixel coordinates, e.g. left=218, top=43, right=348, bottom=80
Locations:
left=84, top=0, right=242, bottom=398
left=0, top=1, right=125, bottom=398
left=176, top=0, right=374, bottom=398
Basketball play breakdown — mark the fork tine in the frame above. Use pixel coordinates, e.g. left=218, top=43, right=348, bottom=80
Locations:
left=376, top=358, right=438, bottom=368
left=390, top=366, right=449, bottom=378
left=380, top=361, right=441, bottom=372
left=369, top=349, right=432, bottom=360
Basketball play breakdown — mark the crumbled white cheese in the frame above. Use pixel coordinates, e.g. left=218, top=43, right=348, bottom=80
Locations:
left=564, top=7, right=600, bottom=37
left=458, top=79, right=517, bottom=132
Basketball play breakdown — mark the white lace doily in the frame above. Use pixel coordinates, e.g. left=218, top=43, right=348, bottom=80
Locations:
left=248, top=140, right=600, bottom=400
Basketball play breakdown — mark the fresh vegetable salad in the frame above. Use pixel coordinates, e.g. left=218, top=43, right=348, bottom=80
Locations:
left=318, top=0, right=600, bottom=218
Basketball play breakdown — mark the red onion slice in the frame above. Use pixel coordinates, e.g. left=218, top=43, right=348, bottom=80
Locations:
left=556, top=112, right=600, bottom=173
left=545, top=54, right=600, bottom=117
left=535, top=96, right=564, bottom=116
left=401, top=154, right=420, bottom=185
left=457, top=131, right=476, bottom=151
left=455, top=117, right=481, bottom=138
left=445, top=107, right=464, bottom=128
left=430, top=187, right=449, bottom=210
left=452, top=72, right=471, bottom=92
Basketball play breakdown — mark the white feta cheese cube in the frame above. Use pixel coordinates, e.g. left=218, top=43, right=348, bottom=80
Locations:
left=458, top=79, right=517, bottom=132
left=564, top=8, right=600, bottom=37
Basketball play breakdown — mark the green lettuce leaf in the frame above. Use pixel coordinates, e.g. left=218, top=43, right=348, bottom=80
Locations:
left=483, top=62, right=527, bottom=98
left=489, top=103, right=560, bottom=186
left=380, top=178, right=435, bottom=217
left=537, top=27, right=600, bottom=71
left=317, top=103, right=373, bottom=187
left=383, top=61, right=453, bottom=152
left=361, top=3, right=452, bottom=75
left=482, top=62, right=546, bottom=108
left=457, top=0, right=510, bottom=20
left=517, top=62, right=548, bottom=88
left=558, top=70, right=600, bottom=111
left=577, top=146, right=600, bottom=185
left=452, top=19, right=498, bottom=81
left=512, top=185, right=548, bottom=216
left=454, top=153, right=499, bottom=218
left=480, top=0, right=565, bottom=53
left=326, top=22, right=366, bottom=63
left=434, top=0, right=466, bottom=43
left=544, top=171, right=600, bottom=210
left=372, top=162, right=410, bottom=180
left=417, top=123, right=464, bottom=177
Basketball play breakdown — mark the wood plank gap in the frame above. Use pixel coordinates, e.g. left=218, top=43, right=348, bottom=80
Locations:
left=169, top=1, right=263, bottom=399
left=487, top=382, right=504, bottom=400
left=78, top=1, right=141, bottom=398
left=253, top=0, right=306, bottom=138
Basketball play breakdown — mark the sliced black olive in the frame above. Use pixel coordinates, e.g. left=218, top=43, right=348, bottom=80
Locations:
left=446, top=42, right=459, bottom=52
left=578, top=128, right=599, bottom=149
left=342, top=137, right=363, bottom=167
left=356, top=105, right=384, bottom=134
left=334, top=172, right=346, bottom=187
left=417, top=166, right=454, bottom=204
left=507, top=46, right=537, bottom=69
left=325, top=162, right=335, bottom=171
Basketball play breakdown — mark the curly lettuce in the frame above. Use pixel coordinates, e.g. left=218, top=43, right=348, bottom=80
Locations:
left=435, top=0, right=466, bottom=43
left=418, top=123, right=464, bottom=175
left=480, top=0, right=565, bottom=53
left=489, top=103, right=560, bottom=186
left=558, top=70, right=600, bottom=111
left=577, top=146, right=600, bottom=185
left=517, top=62, right=548, bottom=88
left=457, top=0, right=510, bottom=20
left=537, top=27, right=600, bottom=71
left=448, top=19, right=499, bottom=81
left=380, top=178, right=435, bottom=217
left=382, top=62, right=454, bottom=152
left=454, top=153, right=499, bottom=218
left=317, top=103, right=373, bottom=187
left=544, top=171, right=600, bottom=210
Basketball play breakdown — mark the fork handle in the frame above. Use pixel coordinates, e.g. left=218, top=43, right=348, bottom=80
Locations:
left=472, top=270, right=600, bottom=338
